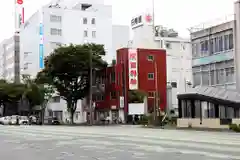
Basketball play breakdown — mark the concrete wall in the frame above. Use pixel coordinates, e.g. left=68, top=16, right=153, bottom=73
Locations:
left=177, top=118, right=240, bottom=129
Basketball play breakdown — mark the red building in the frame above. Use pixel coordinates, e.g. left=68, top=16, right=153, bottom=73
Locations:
left=93, top=48, right=166, bottom=121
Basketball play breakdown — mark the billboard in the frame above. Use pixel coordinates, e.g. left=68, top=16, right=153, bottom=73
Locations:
left=15, top=0, right=24, bottom=32
left=39, top=10, right=44, bottom=69
left=128, top=49, right=138, bottom=90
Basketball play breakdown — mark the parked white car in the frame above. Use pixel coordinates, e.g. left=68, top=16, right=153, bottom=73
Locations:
left=0, top=116, right=11, bottom=125
left=0, top=115, right=29, bottom=125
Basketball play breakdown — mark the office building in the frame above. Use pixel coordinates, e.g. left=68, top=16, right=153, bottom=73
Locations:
left=0, top=35, right=20, bottom=83
left=91, top=48, right=167, bottom=123
left=130, top=12, right=192, bottom=115
left=190, top=16, right=235, bottom=89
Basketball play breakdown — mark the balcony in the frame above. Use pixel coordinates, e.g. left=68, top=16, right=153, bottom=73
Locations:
left=192, top=50, right=233, bottom=66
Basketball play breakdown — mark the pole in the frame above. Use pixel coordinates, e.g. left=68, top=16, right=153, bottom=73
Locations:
left=89, top=48, right=93, bottom=125
left=154, top=61, right=158, bottom=123
left=152, top=0, right=155, bottom=35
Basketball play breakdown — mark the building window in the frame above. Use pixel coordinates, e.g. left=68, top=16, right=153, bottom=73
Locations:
left=214, top=37, right=218, bottom=53
left=210, top=39, right=214, bottom=55
left=148, top=73, right=154, bottom=80
left=219, top=36, right=223, bottom=52
left=91, top=18, right=96, bottom=24
left=83, top=18, right=87, bottom=24
left=224, top=34, right=229, bottom=50
left=226, top=67, right=234, bottom=83
left=50, top=28, right=62, bottom=36
left=166, top=42, right=171, bottom=49
left=171, top=82, right=177, bottom=88
left=92, top=31, right=96, bottom=38
left=111, top=72, right=115, bottom=83
left=202, top=71, right=209, bottom=85
left=148, top=91, right=155, bottom=98
left=50, top=15, right=62, bottom=22
left=147, top=55, right=154, bottom=61
left=229, top=33, right=233, bottom=49
left=84, top=30, right=88, bottom=37
left=110, top=91, right=116, bottom=99
left=52, top=96, right=60, bottom=103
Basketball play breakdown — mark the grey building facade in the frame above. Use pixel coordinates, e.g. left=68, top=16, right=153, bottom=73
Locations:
left=190, top=21, right=235, bottom=89
left=0, top=35, right=20, bottom=83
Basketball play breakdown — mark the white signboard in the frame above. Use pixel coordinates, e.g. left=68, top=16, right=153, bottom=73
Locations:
left=128, top=49, right=138, bottom=90
left=15, top=0, right=24, bottom=32
left=119, top=96, right=124, bottom=108
left=131, top=13, right=153, bottom=29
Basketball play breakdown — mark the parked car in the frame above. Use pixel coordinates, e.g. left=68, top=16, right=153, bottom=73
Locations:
left=10, top=115, right=29, bottom=125
left=52, top=117, right=60, bottom=125
left=0, top=116, right=11, bottom=125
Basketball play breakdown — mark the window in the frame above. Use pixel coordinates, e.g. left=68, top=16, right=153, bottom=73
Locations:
left=229, top=33, right=233, bottom=49
left=84, top=30, right=88, bottom=37
left=50, top=15, right=61, bottom=22
left=148, top=91, right=155, bottom=98
left=166, top=42, right=171, bottom=49
left=219, top=36, right=223, bottom=52
left=202, top=71, right=209, bottom=85
left=200, top=41, right=204, bottom=53
left=193, top=72, right=201, bottom=86
left=110, top=91, right=116, bottom=99
left=204, top=40, right=208, bottom=52
left=171, top=82, right=177, bottom=88
left=216, top=69, right=224, bottom=84
left=226, top=67, right=234, bottom=83
left=92, top=31, right=96, bottom=38
left=224, top=35, right=229, bottom=50
left=111, top=72, right=115, bottom=83
left=83, top=18, right=87, bottom=24
left=210, top=39, right=214, bottom=55
left=91, top=18, right=96, bottom=24
left=147, top=55, right=154, bottom=61
left=52, top=96, right=60, bottom=103
left=214, top=37, right=218, bottom=53
left=148, top=73, right=154, bottom=80
left=50, top=28, right=62, bottom=36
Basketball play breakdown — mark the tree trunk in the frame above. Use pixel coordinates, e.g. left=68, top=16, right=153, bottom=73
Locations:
left=70, top=110, right=74, bottom=125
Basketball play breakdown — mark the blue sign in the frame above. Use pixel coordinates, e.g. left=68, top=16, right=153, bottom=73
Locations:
left=39, top=44, right=44, bottom=69
left=39, top=23, right=43, bottom=35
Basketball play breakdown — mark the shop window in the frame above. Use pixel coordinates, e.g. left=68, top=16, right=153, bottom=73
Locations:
left=110, top=91, right=116, bottom=99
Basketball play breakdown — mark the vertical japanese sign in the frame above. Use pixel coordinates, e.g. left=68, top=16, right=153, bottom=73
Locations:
left=39, top=10, right=44, bottom=69
left=15, top=0, right=24, bottom=32
left=128, top=49, right=138, bottom=90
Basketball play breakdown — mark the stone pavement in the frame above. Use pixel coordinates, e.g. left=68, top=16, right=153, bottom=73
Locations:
left=0, top=125, right=240, bottom=160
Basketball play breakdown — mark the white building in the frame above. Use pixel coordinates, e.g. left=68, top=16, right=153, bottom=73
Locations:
left=0, top=35, right=20, bottom=83
left=19, top=0, right=129, bottom=123
left=130, top=13, right=192, bottom=115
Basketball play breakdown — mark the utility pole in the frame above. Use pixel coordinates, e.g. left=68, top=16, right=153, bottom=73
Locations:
left=154, top=61, right=158, bottom=124
left=89, top=47, right=93, bottom=125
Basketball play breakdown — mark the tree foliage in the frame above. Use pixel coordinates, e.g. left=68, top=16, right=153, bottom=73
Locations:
left=128, top=90, right=146, bottom=103
left=36, top=43, right=107, bottom=124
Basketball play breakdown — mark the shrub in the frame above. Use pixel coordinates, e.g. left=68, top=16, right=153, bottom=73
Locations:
left=229, top=123, right=240, bottom=132
left=138, top=115, right=149, bottom=125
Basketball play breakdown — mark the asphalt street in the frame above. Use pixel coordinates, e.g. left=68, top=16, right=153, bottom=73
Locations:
left=0, top=125, right=240, bottom=160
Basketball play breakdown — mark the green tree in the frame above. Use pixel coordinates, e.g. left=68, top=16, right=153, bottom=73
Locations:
left=128, top=90, right=146, bottom=103
left=39, top=43, right=107, bottom=124
left=22, top=75, right=45, bottom=116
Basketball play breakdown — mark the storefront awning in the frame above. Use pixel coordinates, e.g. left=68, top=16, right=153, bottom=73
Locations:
left=177, top=86, right=240, bottom=105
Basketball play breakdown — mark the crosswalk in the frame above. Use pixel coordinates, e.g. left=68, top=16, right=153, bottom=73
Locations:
left=0, top=125, right=240, bottom=159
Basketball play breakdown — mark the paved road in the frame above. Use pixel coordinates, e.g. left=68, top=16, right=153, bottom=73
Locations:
left=0, top=125, right=240, bottom=160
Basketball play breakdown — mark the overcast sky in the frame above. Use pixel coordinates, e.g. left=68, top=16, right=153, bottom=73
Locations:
left=0, top=0, right=235, bottom=41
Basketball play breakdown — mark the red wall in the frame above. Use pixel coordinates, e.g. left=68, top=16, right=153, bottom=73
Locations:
left=95, top=48, right=167, bottom=113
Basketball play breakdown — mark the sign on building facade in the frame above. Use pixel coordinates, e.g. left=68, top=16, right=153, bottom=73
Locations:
left=15, top=0, right=24, bottom=32
left=128, top=49, right=138, bottom=90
